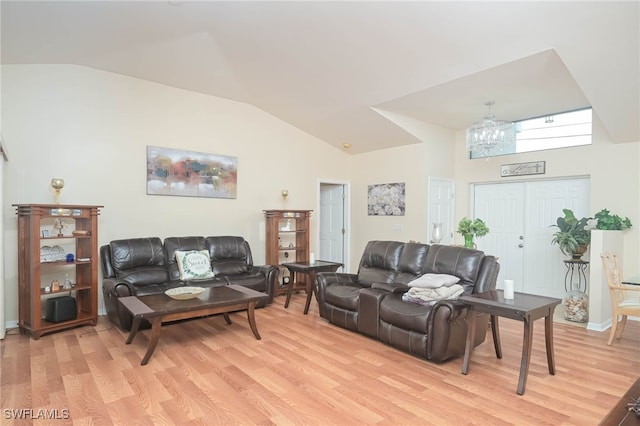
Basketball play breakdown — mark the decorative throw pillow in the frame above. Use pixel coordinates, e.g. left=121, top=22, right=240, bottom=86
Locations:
left=175, top=250, right=215, bottom=281
left=407, top=273, right=460, bottom=289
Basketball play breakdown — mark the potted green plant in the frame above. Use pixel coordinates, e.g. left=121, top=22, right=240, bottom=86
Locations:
left=457, top=217, right=489, bottom=249
left=593, top=208, right=632, bottom=230
left=550, top=209, right=594, bottom=259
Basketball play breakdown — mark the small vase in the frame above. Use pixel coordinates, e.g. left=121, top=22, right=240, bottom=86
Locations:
left=464, top=233, right=474, bottom=249
left=432, top=223, right=443, bottom=244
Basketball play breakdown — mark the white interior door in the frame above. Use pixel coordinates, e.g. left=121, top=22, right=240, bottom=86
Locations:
left=319, top=183, right=346, bottom=270
left=474, top=178, right=590, bottom=299
left=428, top=177, right=455, bottom=244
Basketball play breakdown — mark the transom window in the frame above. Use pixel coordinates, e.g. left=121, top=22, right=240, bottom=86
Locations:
left=471, top=108, right=592, bottom=159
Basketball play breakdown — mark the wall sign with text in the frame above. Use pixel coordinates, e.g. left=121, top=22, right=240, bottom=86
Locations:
left=501, top=161, right=546, bottom=177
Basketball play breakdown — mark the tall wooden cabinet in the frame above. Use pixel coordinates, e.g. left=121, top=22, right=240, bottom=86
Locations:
left=264, top=209, right=311, bottom=296
left=14, top=204, right=102, bottom=339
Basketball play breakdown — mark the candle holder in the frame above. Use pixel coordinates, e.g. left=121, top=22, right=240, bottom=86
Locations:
left=51, top=178, right=65, bottom=205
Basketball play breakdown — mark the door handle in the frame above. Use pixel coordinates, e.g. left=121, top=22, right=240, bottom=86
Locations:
left=518, top=243, right=524, bottom=248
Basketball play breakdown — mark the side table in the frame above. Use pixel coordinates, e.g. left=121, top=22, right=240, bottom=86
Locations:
left=460, top=290, right=561, bottom=395
left=281, top=260, right=343, bottom=314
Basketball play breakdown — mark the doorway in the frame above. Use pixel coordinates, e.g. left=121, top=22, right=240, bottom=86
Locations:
left=428, top=177, right=455, bottom=244
left=318, top=181, right=349, bottom=272
left=473, top=177, right=590, bottom=299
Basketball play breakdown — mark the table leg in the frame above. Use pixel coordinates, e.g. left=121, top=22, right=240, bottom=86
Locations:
left=303, top=271, right=317, bottom=315
left=517, top=318, right=534, bottom=395
left=490, top=315, right=502, bottom=359
left=284, top=270, right=295, bottom=309
left=544, top=311, right=556, bottom=375
left=126, top=317, right=142, bottom=344
left=246, top=302, right=262, bottom=340
left=461, top=309, right=477, bottom=375
left=141, top=316, right=163, bottom=366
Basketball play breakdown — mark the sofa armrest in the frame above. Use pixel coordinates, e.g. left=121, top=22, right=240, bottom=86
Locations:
left=371, top=282, right=410, bottom=294
left=315, top=272, right=358, bottom=318
left=102, top=277, right=135, bottom=297
left=251, top=264, right=279, bottom=304
left=315, top=272, right=358, bottom=289
left=426, top=299, right=473, bottom=362
left=102, top=277, right=136, bottom=331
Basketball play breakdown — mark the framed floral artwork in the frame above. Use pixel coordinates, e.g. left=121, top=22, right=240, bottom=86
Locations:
left=368, top=182, right=405, bottom=216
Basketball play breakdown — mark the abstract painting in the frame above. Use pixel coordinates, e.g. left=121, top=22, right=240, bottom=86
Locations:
left=368, top=182, right=405, bottom=216
left=147, top=146, right=238, bottom=199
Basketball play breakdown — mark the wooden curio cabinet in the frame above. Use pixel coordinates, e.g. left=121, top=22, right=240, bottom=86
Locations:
left=264, top=209, right=311, bottom=296
left=14, top=204, right=102, bottom=339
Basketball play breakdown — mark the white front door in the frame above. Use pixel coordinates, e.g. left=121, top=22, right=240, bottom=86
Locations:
left=474, top=178, right=590, bottom=299
left=474, top=182, right=526, bottom=291
left=428, top=177, right=455, bottom=244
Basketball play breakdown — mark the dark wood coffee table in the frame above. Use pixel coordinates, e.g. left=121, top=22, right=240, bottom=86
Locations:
left=119, top=285, right=267, bottom=365
left=460, top=290, right=561, bottom=395
left=281, top=260, right=343, bottom=314
left=600, top=377, right=640, bottom=426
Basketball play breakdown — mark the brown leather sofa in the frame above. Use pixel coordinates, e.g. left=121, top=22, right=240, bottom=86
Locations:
left=315, top=241, right=500, bottom=363
left=101, top=235, right=278, bottom=331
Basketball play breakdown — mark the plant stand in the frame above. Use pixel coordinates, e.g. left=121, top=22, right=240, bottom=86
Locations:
left=563, top=260, right=589, bottom=323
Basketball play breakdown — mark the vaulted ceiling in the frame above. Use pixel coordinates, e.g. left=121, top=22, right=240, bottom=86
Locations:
left=2, top=1, right=638, bottom=154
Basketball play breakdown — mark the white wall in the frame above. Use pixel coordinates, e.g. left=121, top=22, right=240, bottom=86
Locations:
left=0, top=142, right=5, bottom=339
left=349, top=123, right=455, bottom=269
left=453, top=113, right=640, bottom=278
left=4, top=64, right=638, bottom=326
left=1, top=64, right=352, bottom=323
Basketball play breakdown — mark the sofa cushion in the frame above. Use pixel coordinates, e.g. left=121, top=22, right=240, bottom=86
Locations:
left=423, top=244, right=484, bottom=294
left=207, top=236, right=251, bottom=275
left=212, top=260, right=249, bottom=276
left=357, top=241, right=404, bottom=284
left=109, top=238, right=168, bottom=285
left=379, top=293, right=434, bottom=333
left=395, top=243, right=429, bottom=284
left=408, top=273, right=460, bottom=289
left=117, top=267, right=170, bottom=286
left=325, top=285, right=362, bottom=311
left=226, top=272, right=268, bottom=292
left=175, top=250, right=215, bottom=280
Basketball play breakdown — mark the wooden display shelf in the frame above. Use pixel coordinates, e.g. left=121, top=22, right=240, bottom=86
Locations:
left=14, top=203, right=102, bottom=339
left=264, top=209, right=312, bottom=296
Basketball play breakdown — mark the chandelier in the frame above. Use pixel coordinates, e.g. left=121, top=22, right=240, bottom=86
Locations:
left=466, top=101, right=515, bottom=156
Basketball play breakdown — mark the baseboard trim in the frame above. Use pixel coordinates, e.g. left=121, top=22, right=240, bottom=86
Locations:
left=587, top=316, right=639, bottom=331
left=587, top=319, right=611, bottom=332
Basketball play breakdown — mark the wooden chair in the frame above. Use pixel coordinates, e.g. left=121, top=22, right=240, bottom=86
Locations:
left=600, top=253, right=640, bottom=345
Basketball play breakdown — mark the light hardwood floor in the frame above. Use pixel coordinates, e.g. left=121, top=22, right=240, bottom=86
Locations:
left=2, top=293, right=639, bottom=425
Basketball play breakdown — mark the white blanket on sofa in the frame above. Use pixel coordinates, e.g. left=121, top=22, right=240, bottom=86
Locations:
left=401, top=284, right=464, bottom=306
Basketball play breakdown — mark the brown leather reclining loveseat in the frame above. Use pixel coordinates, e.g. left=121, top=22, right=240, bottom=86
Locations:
left=315, top=241, right=500, bottom=363
left=101, top=235, right=278, bottom=331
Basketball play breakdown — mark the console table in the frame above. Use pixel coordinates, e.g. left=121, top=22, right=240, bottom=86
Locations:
left=281, top=260, right=343, bottom=314
left=460, top=290, right=561, bottom=395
